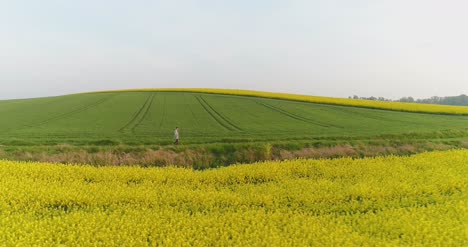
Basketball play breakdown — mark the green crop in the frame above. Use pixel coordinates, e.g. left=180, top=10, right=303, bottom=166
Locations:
left=0, top=91, right=467, bottom=146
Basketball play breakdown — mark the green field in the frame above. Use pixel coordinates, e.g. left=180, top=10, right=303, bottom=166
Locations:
left=0, top=90, right=467, bottom=167
left=1, top=91, right=467, bottom=145
left=1, top=91, right=467, bottom=245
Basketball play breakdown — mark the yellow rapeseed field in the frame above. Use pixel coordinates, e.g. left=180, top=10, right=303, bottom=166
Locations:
left=91, top=88, right=468, bottom=115
left=0, top=150, right=466, bottom=246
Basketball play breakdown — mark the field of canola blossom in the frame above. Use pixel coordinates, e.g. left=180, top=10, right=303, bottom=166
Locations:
left=0, top=150, right=466, bottom=246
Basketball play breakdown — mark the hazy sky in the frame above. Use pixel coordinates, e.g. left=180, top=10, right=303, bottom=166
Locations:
left=1, top=0, right=467, bottom=100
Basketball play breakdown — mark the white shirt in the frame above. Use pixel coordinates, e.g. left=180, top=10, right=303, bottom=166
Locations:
left=174, top=129, right=179, bottom=139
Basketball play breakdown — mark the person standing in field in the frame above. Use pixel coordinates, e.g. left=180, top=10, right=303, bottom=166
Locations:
left=174, top=127, right=179, bottom=145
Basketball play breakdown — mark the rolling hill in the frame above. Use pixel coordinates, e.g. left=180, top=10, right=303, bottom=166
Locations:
left=0, top=89, right=467, bottom=146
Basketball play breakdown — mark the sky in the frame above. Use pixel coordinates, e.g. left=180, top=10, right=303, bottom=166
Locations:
left=0, top=0, right=467, bottom=100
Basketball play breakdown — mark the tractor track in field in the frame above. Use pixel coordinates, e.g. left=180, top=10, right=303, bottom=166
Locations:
left=199, top=96, right=242, bottom=131
left=2, top=94, right=115, bottom=133
left=131, top=94, right=156, bottom=132
left=0, top=94, right=115, bottom=135
left=329, top=106, right=418, bottom=125
left=196, top=96, right=242, bottom=131
left=254, top=100, right=341, bottom=128
left=119, top=93, right=155, bottom=132
left=158, top=95, right=167, bottom=131
left=185, top=94, right=200, bottom=127
left=31, top=94, right=115, bottom=127
left=0, top=95, right=65, bottom=112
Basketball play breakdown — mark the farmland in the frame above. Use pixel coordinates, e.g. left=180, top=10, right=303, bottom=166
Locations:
left=0, top=150, right=465, bottom=245
left=0, top=89, right=467, bottom=166
left=95, top=88, right=468, bottom=115
left=0, top=90, right=467, bottom=144
left=1, top=90, right=467, bottom=245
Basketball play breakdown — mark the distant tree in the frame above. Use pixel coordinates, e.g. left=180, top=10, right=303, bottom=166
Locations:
left=439, top=94, right=468, bottom=106
left=399, top=97, right=408, bottom=102
left=346, top=94, right=467, bottom=105
left=401, top=94, right=467, bottom=106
